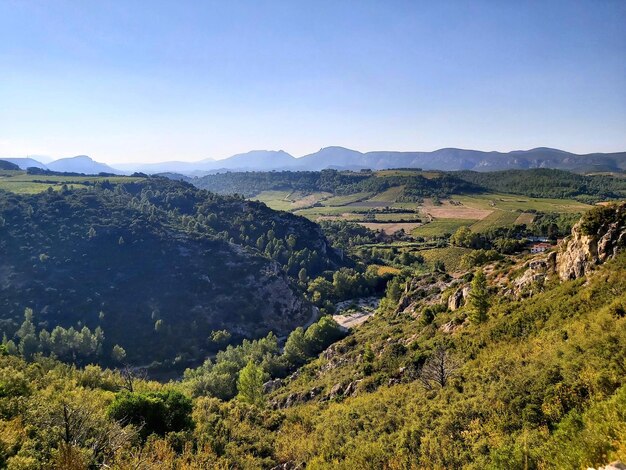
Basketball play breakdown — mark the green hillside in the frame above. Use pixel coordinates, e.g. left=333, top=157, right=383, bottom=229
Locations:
left=0, top=177, right=343, bottom=367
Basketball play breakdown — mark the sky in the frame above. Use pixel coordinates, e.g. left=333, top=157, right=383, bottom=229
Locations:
left=0, top=0, right=625, bottom=164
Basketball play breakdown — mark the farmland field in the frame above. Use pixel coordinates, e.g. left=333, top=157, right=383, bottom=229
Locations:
left=469, top=210, right=522, bottom=232
left=419, top=246, right=473, bottom=272
left=369, top=185, right=404, bottom=202
left=358, top=221, right=422, bottom=235
left=454, top=193, right=591, bottom=213
left=245, top=181, right=595, bottom=243
left=323, top=192, right=373, bottom=206
left=515, top=212, right=535, bottom=225
left=0, top=172, right=144, bottom=194
left=412, top=218, right=478, bottom=237
left=253, top=190, right=331, bottom=211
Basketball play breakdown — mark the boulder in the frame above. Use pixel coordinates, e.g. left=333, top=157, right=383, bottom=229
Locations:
left=448, top=286, right=470, bottom=311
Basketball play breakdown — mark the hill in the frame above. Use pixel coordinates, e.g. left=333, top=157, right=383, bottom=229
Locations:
left=47, top=155, right=123, bottom=175
left=0, top=157, right=48, bottom=170
left=0, top=160, right=20, bottom=171
left=0, top=177, right=342, bottom=367
left=0, top=205, right=625, bottom=468
left=192, top=168, right=626, bottom=203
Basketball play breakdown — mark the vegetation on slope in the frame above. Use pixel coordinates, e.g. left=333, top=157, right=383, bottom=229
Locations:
left=193, top=169, right=479, bottom=199
left=455, top=168, right=626, bottom=202
left=0, top=177, right=344, bottom=366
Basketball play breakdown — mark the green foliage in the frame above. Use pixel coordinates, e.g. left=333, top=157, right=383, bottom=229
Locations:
left=303, top=316, right=346, bottom=356
left=456, top=168, right=626, bottom=202
left=236, top=360, right=267, bottom=406
left=318, top=220, right=381, bottom=249
left=194, top=169, right=478, bottom=200
left=460, top=249, right=502, bottom=268
left=184, top=318, right=345, bottom=400
left=450, top=225, right=481, bottom=248
left=283, top=327, right=307, bottom=367
left=580, top=202, right=626, bottom=236
left=108, top=390, right=193, bottom=439
left=468, top=269, right=490, bottom=323
left=111, top=345, right=126, bottom=363
left=0, top=177, right=344, bottom=365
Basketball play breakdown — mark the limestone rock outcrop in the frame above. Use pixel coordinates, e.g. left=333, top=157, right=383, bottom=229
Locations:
left=556, top=203, right=626, bottom=281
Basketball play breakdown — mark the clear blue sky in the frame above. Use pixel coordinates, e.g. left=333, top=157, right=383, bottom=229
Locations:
left=1, top=0, right=625, bottom=163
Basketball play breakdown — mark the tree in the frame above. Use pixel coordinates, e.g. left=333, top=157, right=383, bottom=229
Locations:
left=450, top=226, right=481, bottom=248
left=236, top=360, right=267, bottom=406
left=434, top=260, right=446, bottom=273
left=19, top=333, right=39, bottom=360
left=107, top=390, right=193, bottom=440
left=303, top=316, right=345, bottom=356
left=362, top=343, right=375, bottom=375
left=298, top=267, right=308, bottom=283
left=210, top=329, right=231, bottom=346
left=385, top=276, right=404, bottom=304
left=16, top=308, right=36, bottom=339
left=468, top=269, right=490, bottom=323
left=283, top=327, right=307, bottom=367
left=111, top=345, right=126, bottom=363
left=419, top=346, right=460, bottom=389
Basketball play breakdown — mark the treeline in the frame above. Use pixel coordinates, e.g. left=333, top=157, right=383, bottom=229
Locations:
left=455, top=168, right=626, bottom=202
left=0, top=308, right=123, bottom=365
left=191, top=168, right=626, bottom=203
left=306, top=266, right=393, bottom=311
left=193, top=169, right=479, bottom=199
left=318, top=220, right=382, bottom=249
left=183, top=316, right=346, bottom=400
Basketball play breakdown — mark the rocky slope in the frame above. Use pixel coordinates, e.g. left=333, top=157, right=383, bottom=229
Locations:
left=556, top=202, right=626, bottom=280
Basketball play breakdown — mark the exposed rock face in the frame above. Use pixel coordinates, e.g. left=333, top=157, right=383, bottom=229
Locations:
left=395, top=273, right=453, bottom=315
left=263, top=378, right=283, bottom=394
left=513, top=258, right=551, bottom=295
left=556, top=203, right=626, bottom=281
left=448, top=286, right=470, bottom=311
left=589, top=462, right=626, bottom=470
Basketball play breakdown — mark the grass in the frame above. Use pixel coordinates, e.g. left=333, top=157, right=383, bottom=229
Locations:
left=369, top=186, right=404, bottom=202
left=455, top=193, right=591, bottom=213
left=371, top=213, right=421, bottom=222
left=419, top=246, right=472, bottom=272
left=412, top=218, right=477, bottom=237
left=515, top=212, right=535, bottom=225
left=322, top=192, right=374, bottom=206
left=0, top=174, right=144, bottom=194
left=374, top=265, right=401, bottom=275
left=254, top=191, right=331, bottom=211
left=469, top=210, right=521, bottom=232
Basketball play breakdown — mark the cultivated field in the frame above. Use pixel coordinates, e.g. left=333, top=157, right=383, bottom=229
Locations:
left=359, top=222, right=422, bottom=235
left=0, top=172, right=144, bottom=194
left=250, top=182, right=593, bottom=240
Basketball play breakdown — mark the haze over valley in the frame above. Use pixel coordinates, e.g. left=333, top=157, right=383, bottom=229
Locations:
left=1, top=1, right=625, bottom=468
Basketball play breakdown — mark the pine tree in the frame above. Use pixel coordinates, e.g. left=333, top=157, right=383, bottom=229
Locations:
left=236, top=360, right=267, bottom=406
left=469, top=269, right=490, bottom=323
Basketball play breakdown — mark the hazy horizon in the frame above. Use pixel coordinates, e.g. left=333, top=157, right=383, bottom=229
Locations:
left=1, top=1, right=625, bottom=164
left=5, top=144, right=626, bottom=168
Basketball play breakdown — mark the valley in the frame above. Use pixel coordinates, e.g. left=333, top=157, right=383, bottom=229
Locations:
left=0, top=167, right=625, bottom=468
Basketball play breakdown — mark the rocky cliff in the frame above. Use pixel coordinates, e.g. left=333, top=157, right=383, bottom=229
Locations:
left=556, top=202, right=626, bottom=280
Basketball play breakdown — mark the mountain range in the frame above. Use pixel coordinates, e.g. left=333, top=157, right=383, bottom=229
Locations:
left=3, top=147, right=626, bottom=175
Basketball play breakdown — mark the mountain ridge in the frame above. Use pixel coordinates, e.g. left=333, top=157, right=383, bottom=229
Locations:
left=2, top=147, right=626, bottom=176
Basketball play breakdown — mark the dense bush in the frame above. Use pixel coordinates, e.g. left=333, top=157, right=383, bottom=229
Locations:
left=108, top=390, right=193, bottom=439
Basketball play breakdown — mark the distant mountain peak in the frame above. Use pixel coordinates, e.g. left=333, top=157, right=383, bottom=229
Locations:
left=47, top=155, right=122, bottom=175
